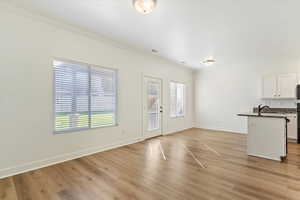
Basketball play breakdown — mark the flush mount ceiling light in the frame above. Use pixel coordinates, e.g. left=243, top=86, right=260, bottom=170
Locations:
left=133, top=0, right=157, bottom=14
left=202, top=58, right=216, bottom=66
left=151, top=49, right=158, bottom=53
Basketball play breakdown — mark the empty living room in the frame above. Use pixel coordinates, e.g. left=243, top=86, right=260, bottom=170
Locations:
left=0, top=0, right=300, bottom=199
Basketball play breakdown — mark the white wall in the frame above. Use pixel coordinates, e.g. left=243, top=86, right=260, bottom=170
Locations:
left=0, top=4, right=195, bottom=178
left=195, top=58, right=300, bottom=134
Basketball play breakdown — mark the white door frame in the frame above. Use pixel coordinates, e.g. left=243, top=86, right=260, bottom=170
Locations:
left=142, top=75, right=163, bottom=139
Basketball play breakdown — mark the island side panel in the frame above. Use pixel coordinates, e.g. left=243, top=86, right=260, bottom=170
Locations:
left=247, top=117, right=286, bottom=161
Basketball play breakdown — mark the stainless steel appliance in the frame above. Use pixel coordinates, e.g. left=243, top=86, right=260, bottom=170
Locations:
left=296, top=85, right=300, bottom=143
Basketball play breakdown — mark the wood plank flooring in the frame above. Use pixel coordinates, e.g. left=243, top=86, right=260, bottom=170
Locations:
left=1, top=128, right=300, bottom=200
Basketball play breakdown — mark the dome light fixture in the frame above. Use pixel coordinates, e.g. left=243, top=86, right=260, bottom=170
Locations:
left=133, top=0, right=157, bottom=14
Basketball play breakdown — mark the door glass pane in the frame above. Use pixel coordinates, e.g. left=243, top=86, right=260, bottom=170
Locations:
left=147, top=81, right=160, bottom=131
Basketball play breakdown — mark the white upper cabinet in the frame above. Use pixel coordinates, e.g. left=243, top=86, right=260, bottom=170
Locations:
left=277, top=74, right=297, bottom=98
left=262, top=73, right=297, bottom=99
left=262, top=75, right=277, bottom=98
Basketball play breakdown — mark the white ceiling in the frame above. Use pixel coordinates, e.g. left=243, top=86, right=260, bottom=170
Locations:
left=5, top=0, right=300, bottom=68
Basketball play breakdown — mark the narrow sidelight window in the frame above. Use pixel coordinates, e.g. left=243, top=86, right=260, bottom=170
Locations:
left=53, top=60, right=117, bottom=133
left=170, top=82, right=185, bottom=118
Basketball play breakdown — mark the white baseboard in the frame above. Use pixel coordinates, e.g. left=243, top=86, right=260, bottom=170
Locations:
left=247, top=154, right=282, bottom=162
left=195, top=126, right=247, bottom=134
left=0, top=137, right=144, bottom=179
left=0, top=127, right=195, bottom=179
left=163, top=127, right=193, bottom=135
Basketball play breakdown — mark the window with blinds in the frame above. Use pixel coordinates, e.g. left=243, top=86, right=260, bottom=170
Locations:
left=170, top=82, right=186, bottom=118
left=53, top=60, right=117, bottom=133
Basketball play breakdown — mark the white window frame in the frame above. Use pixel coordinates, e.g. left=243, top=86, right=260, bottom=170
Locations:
left=53, top=59, right=118, bottom=134
left=170, top=81, right=186, bottom=118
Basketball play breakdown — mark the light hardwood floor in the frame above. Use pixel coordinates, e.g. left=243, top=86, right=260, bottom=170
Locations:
left=1, top=128, right=300, bottom=200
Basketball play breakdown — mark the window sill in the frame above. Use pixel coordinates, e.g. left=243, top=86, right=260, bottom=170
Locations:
left=170, top=116, right=185, bottom=119
left=54, top=124, right=119, bottom=134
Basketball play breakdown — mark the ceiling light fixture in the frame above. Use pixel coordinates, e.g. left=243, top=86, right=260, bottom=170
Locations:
left=133, top=0, right=157, bottom=14
left=151, top=49, right=158, bottom=53
left=202, top=58, right=216, bottom=66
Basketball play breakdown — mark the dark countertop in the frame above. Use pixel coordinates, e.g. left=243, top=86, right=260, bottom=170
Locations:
left=237, top=113, right=289, bottom=120
left=252, top=107, right=296, bottom=114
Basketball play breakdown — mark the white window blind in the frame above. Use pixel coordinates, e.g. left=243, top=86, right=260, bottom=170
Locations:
left=90, top=67, right=117, bottom=128
left=170, top=82, right=185, bottom=118
left=54, top=60, right=117, bottom=133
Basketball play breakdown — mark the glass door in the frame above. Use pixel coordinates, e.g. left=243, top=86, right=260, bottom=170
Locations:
left=143, top=76, right=162, bottom=138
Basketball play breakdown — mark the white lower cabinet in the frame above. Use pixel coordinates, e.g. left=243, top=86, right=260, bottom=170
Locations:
left=287, top=114, right=297, bottom=139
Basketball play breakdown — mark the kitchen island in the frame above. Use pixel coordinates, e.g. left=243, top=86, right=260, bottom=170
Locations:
left=238, top=113, right=289, bottom=161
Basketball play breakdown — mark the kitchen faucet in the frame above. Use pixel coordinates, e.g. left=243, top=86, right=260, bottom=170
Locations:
left=258, top=104, right=270, bottom=116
